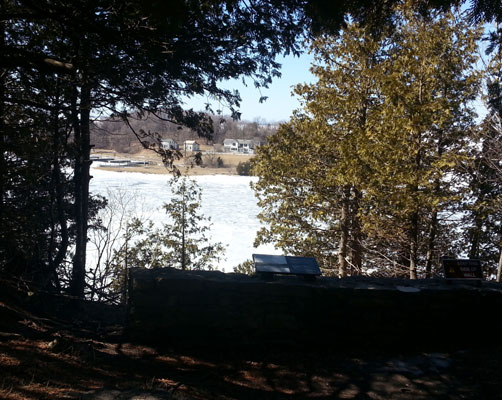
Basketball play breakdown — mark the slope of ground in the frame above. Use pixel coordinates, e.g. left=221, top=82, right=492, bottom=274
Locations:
left=1, top=277, right=501, bottom=400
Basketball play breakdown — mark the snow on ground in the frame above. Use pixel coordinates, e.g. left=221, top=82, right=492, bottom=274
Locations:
left=89, top=167, right=280, bottom=272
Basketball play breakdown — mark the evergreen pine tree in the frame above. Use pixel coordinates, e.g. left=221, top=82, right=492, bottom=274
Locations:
left=112, top=177, right=226, bottom=275
left=253, top=6, right=481, bottom=278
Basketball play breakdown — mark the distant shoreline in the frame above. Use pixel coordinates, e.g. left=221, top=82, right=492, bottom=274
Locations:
left=94, top=164, right=237, bottom=176
left=91, top=148, right=251, bottom=176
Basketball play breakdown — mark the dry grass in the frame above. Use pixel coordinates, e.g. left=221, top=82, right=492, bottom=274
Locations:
left=92, top=148, right=253, bottom=175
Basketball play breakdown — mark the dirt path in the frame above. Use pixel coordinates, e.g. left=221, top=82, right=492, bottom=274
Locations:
left=2, top=292, right=502, bottom=400
left=1, top=278, right=501, bottom=400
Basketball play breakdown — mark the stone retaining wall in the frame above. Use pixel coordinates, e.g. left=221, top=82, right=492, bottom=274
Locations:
left=128, top=267, right=502, bottom=349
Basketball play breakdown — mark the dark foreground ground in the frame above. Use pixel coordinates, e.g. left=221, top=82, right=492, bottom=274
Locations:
left=1, top=279, right=501, bottom=400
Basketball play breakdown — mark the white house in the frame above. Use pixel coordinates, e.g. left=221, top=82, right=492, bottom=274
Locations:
left=184, top=140, right=200, bottom=152
left=223, top=139, right=239, bottom=153
left=223, top=139, right=255, bottom=154
left=238, top=139, right=254, bottom=154
left=160, top=138, right=179, bottom=150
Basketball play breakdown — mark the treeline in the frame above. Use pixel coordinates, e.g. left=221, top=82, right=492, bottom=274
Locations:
left=91, top=114, right=278, bottom=153
left=253, top=5, right=502, bottom=280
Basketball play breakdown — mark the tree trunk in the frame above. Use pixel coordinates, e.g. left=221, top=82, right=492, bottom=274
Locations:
left=350, top=188, right=362, bottom=275
left=409, top=211, right=419, bottom=280
left=70, top=81, right=92, bottom=298
left=497, top=244, right=502, bottom=283
left=181, top=185, right=186, bottom=270
left=338, top=186, right=350, bottom=277
left=424, top=210, right=438, bottom=278
left=468, top=211, right=484, bottom=259
left=425, top=138, right=444, bottom=278
left=0, top=13, right=5, bottom=236
left=47, top=77, right=68, bottom=290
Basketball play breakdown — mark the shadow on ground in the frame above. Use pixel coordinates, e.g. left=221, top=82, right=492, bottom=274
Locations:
left=0, top=279, right=500, bottom=400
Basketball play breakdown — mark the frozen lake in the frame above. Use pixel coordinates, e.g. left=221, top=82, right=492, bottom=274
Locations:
left=89, top=167, right=279, bottom=271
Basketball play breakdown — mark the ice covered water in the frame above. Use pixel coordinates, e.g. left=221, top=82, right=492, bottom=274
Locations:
left=89, top=167, right=279, bottom=272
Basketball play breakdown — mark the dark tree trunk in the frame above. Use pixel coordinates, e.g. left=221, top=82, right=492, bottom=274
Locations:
left=52, top=120, right=69, bottom=285
left=468, top=210, right=484, bottom=259
left=425, top=135, right=445, bottom=278
left=47, top=77, right=68, bottom=290
left=350, top=188, right=362, bottom=275
left=0, top=12, right=5, bottom=236
left=409, top=125, right=423, bottom=280
left=181, top=208, right=186, bottom=270
left=497, top=245, right=502, bottom=283
left=425, top=172, right=442, bottom=278
left=181, top=183, right=187, bottom=270
left=70, top=80, right=92, bottom=298
left=425, top=210, right=438, bottom=278
left=409, top=211, right=419, bottom=280
left=338, top=186, right=350, bottom=277
left=71, top=83, right=84, bottom=297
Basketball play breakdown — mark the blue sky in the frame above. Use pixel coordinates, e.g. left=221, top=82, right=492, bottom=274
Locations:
left=184, top=51, right=315, bottom=123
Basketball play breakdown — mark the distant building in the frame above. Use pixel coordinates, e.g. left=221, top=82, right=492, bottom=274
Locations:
left=223, top=139, right=239, bottom=153
left=223, top=138, right=256, bottom=154
left=160, top=138, right=179, bottom=150
left=252, top=138, right=265, bottom=147
left=184, top=140, right=200, bottom=152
